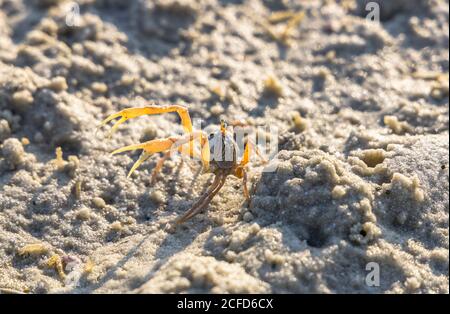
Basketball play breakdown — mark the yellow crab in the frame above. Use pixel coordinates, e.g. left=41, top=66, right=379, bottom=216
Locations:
left=100, top=105, right=265, bottom=224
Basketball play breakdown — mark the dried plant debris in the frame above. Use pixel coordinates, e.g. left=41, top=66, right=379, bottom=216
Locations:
left=257, top=10, right=305, bottom=45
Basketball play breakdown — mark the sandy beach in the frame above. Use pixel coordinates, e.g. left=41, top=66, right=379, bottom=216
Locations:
left=0, top=0, right=448, bottom=293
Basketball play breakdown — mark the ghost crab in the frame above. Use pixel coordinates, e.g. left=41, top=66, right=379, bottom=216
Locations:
left=99, top=105, right=265, bottom=224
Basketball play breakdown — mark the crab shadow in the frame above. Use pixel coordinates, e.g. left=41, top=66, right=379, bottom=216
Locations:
left=69, top=160, right=213, bottom=292
left=74, top=234, right=152, bottom=293
left=131, top=225, right=204, bottom=291
left=71, top=223, right=204, bottom=293
left=248, top=93, right=281, bottom=118
left=136, top=156, right=207, bottom=222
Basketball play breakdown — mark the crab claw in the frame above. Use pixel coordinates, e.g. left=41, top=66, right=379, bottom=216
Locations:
left=111, top=138, right=175, bottom=177
left=97, top=105, right=194, bottom=138
left=126, top=152, right=151, bottom=178
left=97, top=108, right=139, bottom=138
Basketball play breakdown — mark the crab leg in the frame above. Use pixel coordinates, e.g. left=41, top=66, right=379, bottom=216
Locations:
left=175, top=174, right=227, bottom=224
left=112, top=131, right=210, bottom=177
left=126, top=151, right=152, bottom=178
left=99, top=105, right=193, bottom=137
left=151, top=143, right=205, bottom=184
left=150, top=151, right=171, bottom=184
left=235, top=142, right=262, bottom=202
left=239, top=140, right=267, bottom=167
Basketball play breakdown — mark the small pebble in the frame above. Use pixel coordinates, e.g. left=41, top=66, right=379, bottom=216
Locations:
left=0, top=119, right=11, bottom=141
left=332, top=185, right=346, bottom=199
left=2, top=138, right=25, bottom=167
left=92, top=197, right=106, bottom=209
left=249, top=223, right=260, bottom=234
left=243, top=211, right=254, bottom=222
left=76, top=207, right=91, bottom=220
left=263, top=75, right=284, bottom=97
left=120, top=74, right=135, bottom=86
left=47, top=76, right=68, bottom=92
left=110, top=221, right=122, bottom=232
left=12, top=90, right=34, bottom=110
left=21, top=137, right=30, bottom=145
left=91, top=82, right=108, bottom=94
left=210, top=103, right=224, bottom=116
left=150, top=190, right=165, bottom=204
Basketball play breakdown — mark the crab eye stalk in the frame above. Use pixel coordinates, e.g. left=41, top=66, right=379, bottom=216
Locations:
left=220, top=119, right=227, bottom=133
